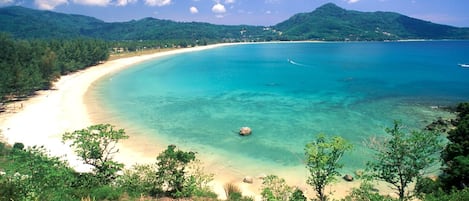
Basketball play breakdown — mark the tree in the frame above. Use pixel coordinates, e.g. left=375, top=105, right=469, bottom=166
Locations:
left=62, top=124, right=129, bottom=184
left=261, top=175, right=293, bottom=201
left=440, top=102, right=469, bottom=190
left=367, top=121, right=443, bottom=200
left=154, top=144, right=196, bottom=198
left=305, top=134, right=353, bottom=201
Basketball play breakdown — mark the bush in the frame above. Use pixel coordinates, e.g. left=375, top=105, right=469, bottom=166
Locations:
left=117, top=163, right=158, bottom=197
left=12, top=142, right=24, bottom=150
left=290, top=188, right=307, bottom=201
left=415, top=177, right=443, bottom=199
left=261, top=175, right=292, bottom=201
left=342, top=182, right=395, bottom=201
left=224, top=182, right=241, bottom=200
left=154, top=145, right=196, bottom=198
left=90, top=185, right=123, bottom=201
left=423, top=188, right=469, bottom=201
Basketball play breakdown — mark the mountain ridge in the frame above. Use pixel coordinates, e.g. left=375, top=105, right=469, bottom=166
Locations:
left=275, top=3, right=469, bottom=40
left=1, top=3, right=468, bottom=41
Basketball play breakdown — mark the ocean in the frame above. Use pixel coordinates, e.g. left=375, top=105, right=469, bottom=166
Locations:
left=93, top=41, right=469, bottom=176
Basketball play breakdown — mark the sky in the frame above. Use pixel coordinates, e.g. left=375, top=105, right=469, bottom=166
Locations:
left=1, top=0, right=468, bottom=27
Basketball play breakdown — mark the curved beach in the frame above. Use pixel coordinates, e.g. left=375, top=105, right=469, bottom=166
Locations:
left=0, top=43, right=252, bottom=197
left=0, top=42, right=396, bottom=200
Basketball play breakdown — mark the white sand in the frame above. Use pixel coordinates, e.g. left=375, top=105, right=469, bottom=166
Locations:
left=0, top=42, right=392, bottom=200
left=0, top=43, right=234, bottom=177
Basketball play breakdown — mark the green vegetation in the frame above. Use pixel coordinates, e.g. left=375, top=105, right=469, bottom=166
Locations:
left=440, top=103, right=469, bottom=190
left=62, top=124, right=129, bottom=185
left=1, top=3, right=469, bottom=42
left=1, top=112, right=469, bottom=200
left=274, top=3, right=469, bottom=41
left=260, top=174, right=306, bottom=201
left=367, top=121, right=443, bottom=200
left=0, top=33, right=109, bottom=104
left=305, top=135, right=353, bottom=201
left=153, top=144, right=197, bottom=198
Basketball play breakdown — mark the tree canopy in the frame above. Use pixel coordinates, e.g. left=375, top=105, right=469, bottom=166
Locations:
left=367, top=121, right=443, bottom=200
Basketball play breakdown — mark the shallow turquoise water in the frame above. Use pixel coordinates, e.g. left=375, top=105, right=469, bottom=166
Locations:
left=95, top=41, right=469, bottom=173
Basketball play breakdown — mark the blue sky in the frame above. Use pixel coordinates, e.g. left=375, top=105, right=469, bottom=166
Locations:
left=1, top=0, right=468, bottom=27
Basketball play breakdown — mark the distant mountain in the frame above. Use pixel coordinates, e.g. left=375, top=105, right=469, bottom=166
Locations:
left=1, top=3, right=468, bottom=41
left=275, top=3, right=469, bottom=40
left=0, top=6, right=105, bottom=39
left=0, top=6, right=270, bottom=41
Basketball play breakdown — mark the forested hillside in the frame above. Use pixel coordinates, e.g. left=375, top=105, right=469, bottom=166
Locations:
left=275, top=3, right=469, bottom=41
left=1, top=3, right=469, bottom=42
left=0, top=6, right=274, bottom=42
left=0, top=34, right=109, bottom=103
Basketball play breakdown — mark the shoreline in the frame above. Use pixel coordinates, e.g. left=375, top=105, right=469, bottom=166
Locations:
left=0, top=41, right=393, bottom=200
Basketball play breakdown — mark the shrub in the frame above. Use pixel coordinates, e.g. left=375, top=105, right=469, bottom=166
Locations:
left=12, top=142, right=24, bottom=150
left=290, top=188, right=307, bottom=201
left=342, top=182, right=395, bottom=201
left=224, top=182, right=242, bottom=199
left=261, top=175, right=292, bottom=201
left=117, top=163, right=158, bottom=197
left=154, top=145, right=196, bottom=198
left=90, top=185, right=123, bottom=201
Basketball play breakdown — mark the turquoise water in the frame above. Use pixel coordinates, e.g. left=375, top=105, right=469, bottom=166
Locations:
left=95, top=41, right=469, bottom=173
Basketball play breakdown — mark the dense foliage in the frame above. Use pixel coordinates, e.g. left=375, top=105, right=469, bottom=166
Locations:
left=1, top=3, right=469, bottom=42
left=440, top=103, right=469, bottom=190
left=0, top=34, right=109, bottom=104
left=0, top=145, right=77, bottom=200
left=367, top=121, right=444, bottom=200
left=0, top=6, right=276, bottom=42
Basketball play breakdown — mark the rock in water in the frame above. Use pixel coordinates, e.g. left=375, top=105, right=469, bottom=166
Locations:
left=239, top=127, right=252, bottom=136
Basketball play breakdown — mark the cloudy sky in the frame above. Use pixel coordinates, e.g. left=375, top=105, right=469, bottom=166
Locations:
left=1, top=0, right=468, bottom=27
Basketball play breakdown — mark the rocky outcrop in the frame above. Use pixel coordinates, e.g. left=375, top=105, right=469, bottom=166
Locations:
left=425, top=117, right=455, bottom=132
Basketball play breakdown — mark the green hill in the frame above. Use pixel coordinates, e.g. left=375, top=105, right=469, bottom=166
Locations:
left=0, top=6, right=271, bottom=42
left=1, top=3, right=469, bottom=41
left=275, top=3, right=469, bottom=41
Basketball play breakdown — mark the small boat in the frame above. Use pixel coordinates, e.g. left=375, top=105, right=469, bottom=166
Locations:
left=458, top=63, right=469, bottom=68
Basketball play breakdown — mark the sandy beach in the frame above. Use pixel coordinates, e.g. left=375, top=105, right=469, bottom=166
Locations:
left=0, top=42, right=392, bottom=200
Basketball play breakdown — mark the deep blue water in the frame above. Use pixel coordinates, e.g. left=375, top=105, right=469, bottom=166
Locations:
left=95, top=41, right=469, bottom=173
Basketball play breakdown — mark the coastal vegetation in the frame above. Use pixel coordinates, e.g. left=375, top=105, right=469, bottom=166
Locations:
left=366, top=121, right=443, bottom=200
left=305, top=135, right=352, bottom=201
left=1, top=2, right=469, bottom=200
left=1, top=107, right=468, bottom=200
left=0, top=33, right=109, bottom=105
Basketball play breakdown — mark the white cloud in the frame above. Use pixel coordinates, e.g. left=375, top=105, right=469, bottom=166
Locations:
left=265, top=10, right=271, bottom=14
left=145, top=0, right=171, bottom=6
left=115, top=0, right=137, bottom=6
left=0, top=0, right=14, bottom=5
left=35, top=0, right=68, bottom=10
left=212, top=3, right=226, bottom=13
left=225, top=0, right=235, bottom=4
left=346, top=0, right=360, bottom=3
left=73, top=0, right=111, bottom=6
left=190, top=6, right=198, bottom=14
